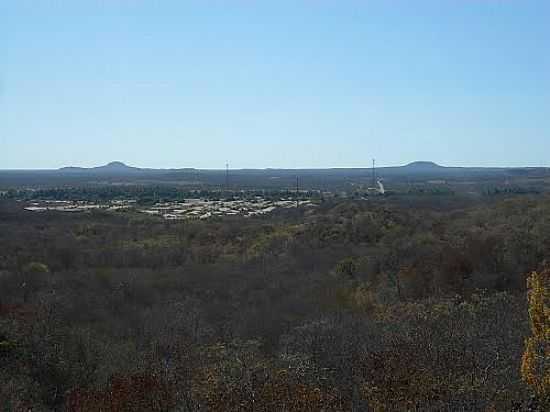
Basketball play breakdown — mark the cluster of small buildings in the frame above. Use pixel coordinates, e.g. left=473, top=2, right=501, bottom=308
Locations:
left=140, top=198, right=313, bottom=220
left=23, top=200, right=135, bottom=213
left=23, top=198, right=315, bottom=220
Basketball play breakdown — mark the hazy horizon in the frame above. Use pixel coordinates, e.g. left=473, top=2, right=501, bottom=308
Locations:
left=2, top=1, right=549, bottom=169
left=2, top=159, right=549, bottom=172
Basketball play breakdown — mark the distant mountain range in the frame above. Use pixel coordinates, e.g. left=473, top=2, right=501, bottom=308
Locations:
left=1, top=161, right=548, bottom=189
left=51, top=160, right=548, bottom=178
left=53, top=160, right=529, bottom=173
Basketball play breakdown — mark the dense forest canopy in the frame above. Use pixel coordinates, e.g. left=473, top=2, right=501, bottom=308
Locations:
left=1, top=192, right=549, bottom=410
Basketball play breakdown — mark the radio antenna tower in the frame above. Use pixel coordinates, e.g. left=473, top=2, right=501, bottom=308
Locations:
left=372, top=158, right=376, bottom=187
left=225, top=162, right=229, bottom=189
left=296, top=175, right=299, bottom=208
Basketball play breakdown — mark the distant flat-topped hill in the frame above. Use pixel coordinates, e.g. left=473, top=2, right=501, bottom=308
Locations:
left=97, top=161, right=137, bottom=171
left=60, top=161, right=142, bottom=174
left=403, top=161, right=445, bottom=170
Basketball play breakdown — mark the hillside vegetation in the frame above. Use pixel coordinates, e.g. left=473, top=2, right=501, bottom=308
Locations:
left=1, top=196, right=549, bottom=411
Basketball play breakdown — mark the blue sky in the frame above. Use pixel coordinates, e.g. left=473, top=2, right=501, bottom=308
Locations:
left=1, top=0, right=549, bottom=169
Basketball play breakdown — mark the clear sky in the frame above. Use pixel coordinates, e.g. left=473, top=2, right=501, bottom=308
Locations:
left=1, top=0, right=549, bottom=169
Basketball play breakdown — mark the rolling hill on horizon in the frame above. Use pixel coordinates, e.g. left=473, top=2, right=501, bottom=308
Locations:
left=46, top=160, right=542, bottom=171
left=49, top=160, right=546, bottom=176
left=1, top=160, right=549, bottom=190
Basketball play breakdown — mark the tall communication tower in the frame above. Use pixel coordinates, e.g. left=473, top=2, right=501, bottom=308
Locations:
left=225, top=162, right=229, bottom=189
left=372, top=158, right=376, bottom=187
left=296, top=175, right=299, bottom=208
